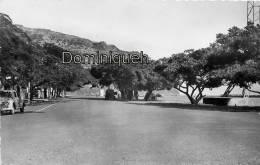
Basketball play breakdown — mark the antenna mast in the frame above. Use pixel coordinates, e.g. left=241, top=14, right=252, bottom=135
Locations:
left=247, top=1, right=260, bottom=25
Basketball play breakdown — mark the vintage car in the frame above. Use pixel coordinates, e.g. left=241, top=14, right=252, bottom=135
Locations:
left=0, top=90, right=25, bottom=115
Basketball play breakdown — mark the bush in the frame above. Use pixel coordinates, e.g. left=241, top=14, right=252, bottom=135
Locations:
left=150, top=93, right=157, bottom=101
left=105, top=89, right=117, bottom=100
left=155, top=93, right=162, bottom=97
left=144, top=92, right=157, bottom=101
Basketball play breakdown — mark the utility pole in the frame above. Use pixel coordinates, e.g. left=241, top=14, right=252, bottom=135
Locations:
left=247, top=1, right=260, bottom=25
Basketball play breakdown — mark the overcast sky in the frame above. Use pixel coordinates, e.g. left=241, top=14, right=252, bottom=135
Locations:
left=0, top=0, right=246, bottom=59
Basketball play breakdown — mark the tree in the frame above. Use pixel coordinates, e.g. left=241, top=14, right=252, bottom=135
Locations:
left=207, top=24, right=260, bottom=96
left=135, top=63, right=169, bottom=101
left=32, top=43, right=92, bottom=95
left=90, top=58, right=166, bottom=100
left=0, top=13, right=33, bottom=89
left=91, top=64, right=138, bottom=100
left=155, top=49, right=222, bottom=104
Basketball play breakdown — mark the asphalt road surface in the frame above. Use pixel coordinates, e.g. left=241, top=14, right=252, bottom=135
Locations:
left=1, top=99, right=260, bottom=165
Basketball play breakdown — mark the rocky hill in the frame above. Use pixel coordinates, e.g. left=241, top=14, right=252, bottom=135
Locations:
left=16, top=25, right=121, bottom=55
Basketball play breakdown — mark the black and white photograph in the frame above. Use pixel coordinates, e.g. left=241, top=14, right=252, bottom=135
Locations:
left=0, top=0, right=260, bottom=164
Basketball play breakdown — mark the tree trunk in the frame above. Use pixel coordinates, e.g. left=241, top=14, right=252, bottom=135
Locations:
left=246, top=87, right=260, bottom=95
left=54, top=88, right=57, bottom=98
left=120, top=89, right=127, bottom=100
left=0, top=79, right=3, bottom=90
left=186, top=94, right=200, bottom=105
left=43, top=88, right=47, bottom=99
left=242, top=88, right=246, bottom=97
left=133, top=90, right=139, bottom=100
left=126, top=90, right=134, bottom=100
left=174, top=85, right=204, bottom=105
left=28, top=82, right=33, bottom=103
left=144, top=90, right=153, bottom=101
left=57, top=89, right=61, bottom=97
left=222, top=84, right=235, bottom=97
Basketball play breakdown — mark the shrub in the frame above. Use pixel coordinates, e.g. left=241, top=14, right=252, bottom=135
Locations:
left=155, top=93, right=162, bottom=97
left=105, top=89, right=116, bottom=100
left=144, top=92, right=157, bottom=101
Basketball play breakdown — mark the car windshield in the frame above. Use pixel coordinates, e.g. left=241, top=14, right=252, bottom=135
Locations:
left=0, top=91, right=12, bottom=98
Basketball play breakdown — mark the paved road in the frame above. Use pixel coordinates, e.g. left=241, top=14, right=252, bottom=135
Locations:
left=1, top=99, right=260, bottom=165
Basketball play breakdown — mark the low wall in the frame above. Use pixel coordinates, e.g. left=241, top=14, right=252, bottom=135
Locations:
left=203, top=97, right=259, bottom=107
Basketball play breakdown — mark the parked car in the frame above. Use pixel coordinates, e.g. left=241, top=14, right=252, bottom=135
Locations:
left=0, top=90, right=25, bottom=115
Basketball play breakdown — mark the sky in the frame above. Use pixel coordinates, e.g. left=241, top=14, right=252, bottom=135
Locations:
left=0, top=0, right=247, bottom=59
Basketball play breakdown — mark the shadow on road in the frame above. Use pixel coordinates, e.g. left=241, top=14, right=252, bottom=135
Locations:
left=67, top=97, right=132, bottom=102
left=67, top=97, right=105, bottom=101
left=128, top=102, right=260, bottom=112
left=67, top=97, right=129, bottom=102
left=1, top=110, right=45, bottom=116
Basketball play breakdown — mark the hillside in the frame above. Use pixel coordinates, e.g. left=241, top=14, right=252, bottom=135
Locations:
left=16, top=25, right=121, bottom=55
left=0, top=13, right=95, bottom=90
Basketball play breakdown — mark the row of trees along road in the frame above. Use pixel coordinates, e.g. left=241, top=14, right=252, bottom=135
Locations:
left=1, top=13, right=259, bottom=104
left=91, top=59, right=170, bottom=101
left=155, top=23, right=260, bottom=104
left=91, top=24, right=260, bottom=104
left=0, top=13, right=91, bottom=99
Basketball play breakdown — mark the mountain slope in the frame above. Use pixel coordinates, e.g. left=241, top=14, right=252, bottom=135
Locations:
left=17, top=25, right=120, bottom=54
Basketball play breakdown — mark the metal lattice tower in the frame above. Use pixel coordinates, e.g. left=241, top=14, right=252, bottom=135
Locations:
left=247, top=1, right=260, bottom=25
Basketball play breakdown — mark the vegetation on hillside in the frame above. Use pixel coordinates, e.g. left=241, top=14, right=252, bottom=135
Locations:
left=16, top=25, right=120, bottom=54
left=0, top=13, right=93, bottom=98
